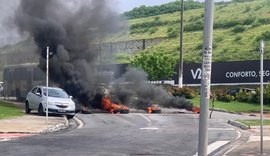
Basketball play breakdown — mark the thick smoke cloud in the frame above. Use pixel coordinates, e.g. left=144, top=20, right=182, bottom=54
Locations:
left=13, top=0, right=192, bottom=110
left=14, top=0, right=126, bottom=106
left=111, top=68, right=193, bottom=110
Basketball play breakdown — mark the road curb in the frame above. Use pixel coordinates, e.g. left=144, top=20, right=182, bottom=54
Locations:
left=40, top=117, right=69, bottom=134
left=228, top=120, right=250, bottom=130
left=73, top=116, right=84, bottom=129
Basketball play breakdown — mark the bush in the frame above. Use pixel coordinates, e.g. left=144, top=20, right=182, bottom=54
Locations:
left=149, top=27, right=158, bottom=34
left=236, top=91, right=252, bottom=103
left=215, top=90, right=234, bottom=102
left=167, top=28, right=179, bottom=38
left=258, top=18, right=270, bottom=25
left=234, top=36, right=242, bottom=41
left=185, top=21, right=204, bottom=32
left=251, top=20, right=262, bottom=28
left=154, top=16, right=160, bottom=21
left=232, top=25, right=246, bottom=33
left=255, top=31, right=270, bottom=42
left=167, top=27, right=173, bottom=33
left=243, top=17, right=256, bottom=25
left=264, top=83, right=270, bottom=105
left=242, top=6, right=251, bottom=13
left=172, top=86, right=197, bottom=99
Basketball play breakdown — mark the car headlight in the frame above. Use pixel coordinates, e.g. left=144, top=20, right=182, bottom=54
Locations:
left=70, top=102, right=76, bottom=108
left=42, top=100, right=54, bottom=106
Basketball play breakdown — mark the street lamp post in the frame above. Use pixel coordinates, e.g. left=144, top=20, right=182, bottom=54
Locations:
left=46, top=46, right=49, bottom=125
left=198, top=0, right=214, bottom=156
left=179, top=0, right=184, bottom=88
left=260, top=40, right=264, bottom=154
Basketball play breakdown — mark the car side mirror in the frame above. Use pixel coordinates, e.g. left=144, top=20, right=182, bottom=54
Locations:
left=36, top=92, right=41, bottom=96
left=69, top=96, right=73, bottom=99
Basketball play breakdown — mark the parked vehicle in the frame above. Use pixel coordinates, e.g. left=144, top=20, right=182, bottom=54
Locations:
left=0, top=82, right=3, bottom=96
left=227, top=87, right=256, bottom=97
left=25, top=86, right=76, bottom=119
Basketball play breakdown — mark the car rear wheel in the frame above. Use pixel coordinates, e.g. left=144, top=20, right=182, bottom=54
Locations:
left=38, top=104, right=45, bottom=116
left=25, top=101, right=31, bottom=114
left=66, top=115, right=75, bottom=119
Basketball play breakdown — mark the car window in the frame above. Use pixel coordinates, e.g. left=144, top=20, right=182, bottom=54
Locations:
left=43, top=88, right=69, bottom=98
left=36, top=88, right=42, bottom=95
left=31, top=87, right=38, bottom=94
left=0, top=84, right=3, bottom=92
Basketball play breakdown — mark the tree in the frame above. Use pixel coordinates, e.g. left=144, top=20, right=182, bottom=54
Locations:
left=130, top=51, right=176, bottom=81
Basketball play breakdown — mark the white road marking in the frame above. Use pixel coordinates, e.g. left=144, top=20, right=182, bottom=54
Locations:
left=248, top=135, right=270, bottom=142
left=194, top=141, right=229, bottom=156
left=208, top=128, right=235, bottom=131
left=140, top=127, right=159, bottom=130
left=138, top=114, right=159, bottom=130
left=0, top=138, right=12, bottom=142
left=74, top=117, right=84, bottom=129
left=138, top=114, right=152, bottom=123
left=207, top=141, right=230, bottom=155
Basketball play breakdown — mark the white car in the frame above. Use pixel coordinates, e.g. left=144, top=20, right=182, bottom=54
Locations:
left=25, top=86, right=76, bottom=119
left=0, top=82, right=3, bottom=96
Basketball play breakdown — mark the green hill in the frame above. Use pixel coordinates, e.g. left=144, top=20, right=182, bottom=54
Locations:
left=1, top=0, right=270, bottom=65
left=112, top=0, right=270, bottom=64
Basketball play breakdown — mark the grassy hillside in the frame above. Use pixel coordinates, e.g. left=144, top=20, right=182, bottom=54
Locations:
left=112, top=0, right=270, bottom=63
left=1, top=0, right=270, bottom=65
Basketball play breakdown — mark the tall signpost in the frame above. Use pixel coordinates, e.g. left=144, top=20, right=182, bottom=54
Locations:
left=179, top=0, right=184, bottom=88
left=198, top=0, right=214, bottom=155
left=46, top=46, right=49, bottom=125
left=260, top=40, right=264, bottom=154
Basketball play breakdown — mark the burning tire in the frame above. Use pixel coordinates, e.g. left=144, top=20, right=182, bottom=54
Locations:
left=120, top=109, right=129, bottom=114
left=147, top=104, right=161, bottom=114
left=151, top=109, right=161, bottom=113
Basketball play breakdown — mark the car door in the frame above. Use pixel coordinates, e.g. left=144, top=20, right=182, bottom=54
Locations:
left=30, top=87, right=42, bottom=110
left=27, top=87, right=37, bottom=109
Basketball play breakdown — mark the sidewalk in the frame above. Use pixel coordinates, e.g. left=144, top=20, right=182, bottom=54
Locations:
left=0, top=115, right=68, bottom=133
left=226, top=126, right=270, bottom=155
left=0, top=99, right=69, bottom=141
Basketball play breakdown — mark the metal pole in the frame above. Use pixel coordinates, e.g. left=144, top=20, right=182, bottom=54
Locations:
left=178, top=0, right=184, bottom=88
left=198, top=0, right=214, bottom=156
left=260, top=40, right=264, bottom=154
left=46, top=46, right=49, bottom=124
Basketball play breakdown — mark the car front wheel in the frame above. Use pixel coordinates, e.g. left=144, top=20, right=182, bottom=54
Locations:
left=66, top=115, right=75, bottom=119
left=38, top=104, right=45, bottom=116
left=25, top=101, right=31, bottom=114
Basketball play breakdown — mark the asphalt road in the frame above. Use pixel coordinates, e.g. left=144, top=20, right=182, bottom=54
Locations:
left=0, top=112, right=240, bottom=156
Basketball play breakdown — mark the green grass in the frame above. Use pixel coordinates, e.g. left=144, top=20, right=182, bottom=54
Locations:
left=236, top=119, right=270, bottom=126
left=0, top=101, right=23, bottom=119
left=190, top=97, right=270, bottom=113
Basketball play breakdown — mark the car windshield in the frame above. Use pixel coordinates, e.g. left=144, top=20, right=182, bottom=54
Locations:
left=43, top=88, right=69, bottom=98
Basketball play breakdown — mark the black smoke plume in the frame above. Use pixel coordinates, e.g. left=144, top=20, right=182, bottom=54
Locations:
left=14, top=0, right=126, bottom=106
left=111, top=68, right=193, bottom=110
left=14, top=0, right=193, bottom=111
